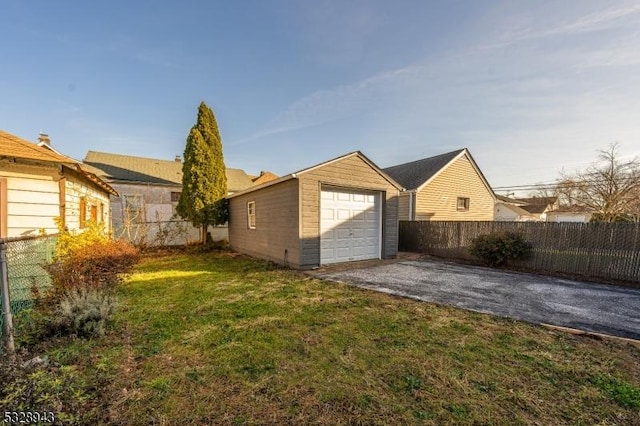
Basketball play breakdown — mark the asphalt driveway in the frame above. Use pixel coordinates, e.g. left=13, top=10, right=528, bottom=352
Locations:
left=318, top=260, right=640, bottom=340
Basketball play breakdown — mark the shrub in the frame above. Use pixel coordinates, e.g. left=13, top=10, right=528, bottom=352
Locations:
left=469, top=231, right=533, bottom=267
left=46, top=239, right=140, bottom=300
left=54, top=219, right=109, bottom=259
left=49, top=289, right=117, bottom=337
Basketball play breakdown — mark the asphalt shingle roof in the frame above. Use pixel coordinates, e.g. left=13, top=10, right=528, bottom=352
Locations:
left=382, top=149, right=465, bottom=190
left=0, top=129, right=77, bottom=164
left=84, top=151, right=254, bottom=193
left=252, top=171, right=278, bottom=186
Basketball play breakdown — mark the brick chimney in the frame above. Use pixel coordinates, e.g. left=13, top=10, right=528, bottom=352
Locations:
left=38, top=133, right=51, bottom=146
left=174, top=155, right=181, bottom=163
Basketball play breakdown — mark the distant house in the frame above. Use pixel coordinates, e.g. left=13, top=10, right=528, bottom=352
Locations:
left=0, top=130, right=116, bottom=237
left=228, top=151, right=401, bottom=268
left=515, top=197, right=559, bottom=221
left=383, top=148, right=495, bottom=221
left=83, top=151, right=255, bottom=245
left=494, top=195, right=538, bottom=222
left=494, top=195, right=592, bottom=222
left=545, top=206, right=593, bottom=223
left=251, top=171, right=278, bottom=186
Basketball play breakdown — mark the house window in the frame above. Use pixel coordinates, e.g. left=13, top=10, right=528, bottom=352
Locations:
left=79, top=197, right=87, bottom=228
left=457, top=197, right=470, bottom=211
left=171, top=191, right=181, bottom=202
left=247, top=201, right=256, bottom=229
left=90, top=205, right=98, bottom=222
left=124, top=195, right=144, bottom=223
left=100, top=203, right=105, bottom=223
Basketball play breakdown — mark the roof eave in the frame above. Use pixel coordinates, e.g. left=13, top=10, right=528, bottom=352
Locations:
left=227, top=174, right=297, bottom=199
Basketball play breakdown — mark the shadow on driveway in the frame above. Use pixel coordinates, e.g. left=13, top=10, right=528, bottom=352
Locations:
left=318, top=259, right=640, bottom=340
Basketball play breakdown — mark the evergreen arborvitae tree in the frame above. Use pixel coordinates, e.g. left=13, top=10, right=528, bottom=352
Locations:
left=177, top=102, right=228, bottom=243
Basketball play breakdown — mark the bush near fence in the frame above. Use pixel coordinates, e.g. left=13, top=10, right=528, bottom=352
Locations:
left=399, top=221, right=640, bottom=283
left=0, top=235, right=57, bottom=334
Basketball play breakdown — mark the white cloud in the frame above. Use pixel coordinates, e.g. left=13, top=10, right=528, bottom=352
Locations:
left=230, top=2, right=640, bottom=188
left=486, top=3, right=640, bottom=48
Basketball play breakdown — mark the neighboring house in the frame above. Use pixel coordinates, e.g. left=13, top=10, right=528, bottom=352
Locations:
left=228, top=151, right=401, bottom=269
left=494, top=195, right=538, bottom=222
left=251, top=171, right=278, bottom=186
left=494, top=195, right=591, bottom=222
left=517, top=197, right=559, bottom=221
left=0, top=130, right=117, bottom=237
left=545, top=206, right=593, bottom=223
left=383, top=148, right=495, bottom=221
left=83, top=151, right=255, bottom=244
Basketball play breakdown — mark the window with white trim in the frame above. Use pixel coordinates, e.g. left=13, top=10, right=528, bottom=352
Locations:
left=247, top=201, right=256, bottom=229
left=457, top=197, right=470, bottom=211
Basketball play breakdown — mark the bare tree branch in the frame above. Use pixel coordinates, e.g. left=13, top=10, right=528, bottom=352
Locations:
left=557, top=143, right=640, bottom=222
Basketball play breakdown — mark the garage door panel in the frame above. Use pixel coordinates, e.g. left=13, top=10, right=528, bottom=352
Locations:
left=365, top=211, right=378, bottom=221
left=321, top=191, right=335, bottom=200
left=332, top=228, right=351, bottom=242
left=321, top=208, right=336, bottom=220
left=320, top=188, right=381, bottom=264
left=337, top=209, right=352, bottom=220
left=352, top=229, right=366, bottom=238
left=337, top=192, right=351, bottom=201
left=351, top=212, right=365, bottom=221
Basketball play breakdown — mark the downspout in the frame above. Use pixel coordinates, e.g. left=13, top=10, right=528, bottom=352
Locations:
left=408, top=191, right=414, bottom=221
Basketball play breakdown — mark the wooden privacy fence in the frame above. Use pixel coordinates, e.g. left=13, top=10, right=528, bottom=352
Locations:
left=399, top=221, right=640, bottom=283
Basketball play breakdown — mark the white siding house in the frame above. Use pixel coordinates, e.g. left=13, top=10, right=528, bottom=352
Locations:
left=0, top=130, right=116, bottom=237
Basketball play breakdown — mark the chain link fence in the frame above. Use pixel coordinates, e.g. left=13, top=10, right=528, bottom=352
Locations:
left=0, top=234, right=57, bottom=335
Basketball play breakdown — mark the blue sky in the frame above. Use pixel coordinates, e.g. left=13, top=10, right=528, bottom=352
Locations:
left=2, top=1, right=639, bottom=194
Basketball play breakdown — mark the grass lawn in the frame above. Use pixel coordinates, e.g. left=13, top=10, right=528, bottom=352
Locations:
left=32, top=251, right=640, bottom=424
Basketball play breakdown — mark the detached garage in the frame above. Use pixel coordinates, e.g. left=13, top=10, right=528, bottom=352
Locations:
left=228, top=151, right=401, bottom=269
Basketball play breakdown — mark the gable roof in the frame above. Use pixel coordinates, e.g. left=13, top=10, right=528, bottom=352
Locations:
left=383, top=148, right=495, bottom=199
left=517, top=197, right=557, bottom=206
left=0, top=130, right=117, bottom=195
left=1, top=129, right=78, bottom=165
left=383, top=149, right=465, bottom=191
left=83, top=151, right=254, bottom=193
left=227, top=151, right=402, bottom=199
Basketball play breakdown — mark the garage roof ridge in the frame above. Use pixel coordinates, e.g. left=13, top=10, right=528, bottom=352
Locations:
left=227, top=150, right=403, bottom=199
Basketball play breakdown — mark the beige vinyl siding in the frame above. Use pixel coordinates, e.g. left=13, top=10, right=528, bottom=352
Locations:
left=229, top=179, right=300, bottom=267
left=398, top=192, right=411, bottom=221
left=299, top=155, right=399, bottom=266
left=1, top=163, right=60, bottom=236
left=415, top=154, right=494, bottom=221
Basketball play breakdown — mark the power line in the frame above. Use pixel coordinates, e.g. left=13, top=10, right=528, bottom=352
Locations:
left=493, top=176, right=639, bottom=192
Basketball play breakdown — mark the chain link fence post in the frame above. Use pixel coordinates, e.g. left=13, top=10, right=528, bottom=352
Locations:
left=0, top=239, right=16, bottom=359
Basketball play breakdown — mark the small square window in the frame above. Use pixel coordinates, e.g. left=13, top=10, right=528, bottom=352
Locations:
left=457, top=197, right=470, bottom=211
left=247, top=201, right=256, bottom=229
left=171, top=191, right=181, bottom=202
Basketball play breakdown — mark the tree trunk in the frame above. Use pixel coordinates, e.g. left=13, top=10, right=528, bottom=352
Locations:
left=201, top=224, right=207, bottom=244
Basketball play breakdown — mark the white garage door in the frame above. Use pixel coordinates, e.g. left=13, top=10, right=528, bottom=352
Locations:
left=320, top=188, right=381, bottom=264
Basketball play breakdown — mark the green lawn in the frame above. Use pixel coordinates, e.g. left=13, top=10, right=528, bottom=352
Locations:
left=30, top=251, right=640, bottom=424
